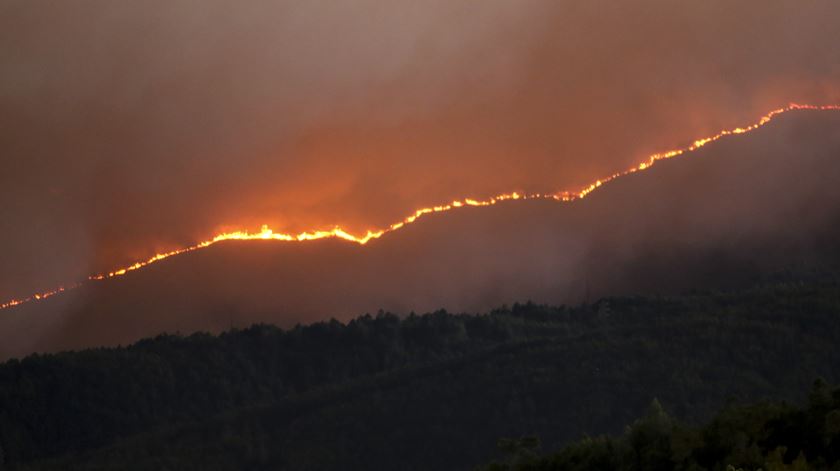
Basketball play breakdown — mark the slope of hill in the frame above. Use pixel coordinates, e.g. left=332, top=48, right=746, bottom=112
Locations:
left=2, top=271, right=840, bottom=470
left=478, top=380, right=840, bottom=470
left=2, top=110, right=840, bottom=359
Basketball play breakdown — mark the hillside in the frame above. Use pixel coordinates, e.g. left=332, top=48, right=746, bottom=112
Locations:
left=2, top=109, right=840, bottom=359
left=2, top=270, right=840, bottom=469
left=478, top=379, right=840, bottom=470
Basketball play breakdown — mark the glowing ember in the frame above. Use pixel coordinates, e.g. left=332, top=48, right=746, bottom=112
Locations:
left=2, top=103, right=839, bottom=311
left=0, top=284, right=81, bottom=310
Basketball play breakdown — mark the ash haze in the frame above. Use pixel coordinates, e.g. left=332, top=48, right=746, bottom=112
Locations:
left=4, top=109, right=840, bottom=359
left=1, top=0, right=840, bottom=301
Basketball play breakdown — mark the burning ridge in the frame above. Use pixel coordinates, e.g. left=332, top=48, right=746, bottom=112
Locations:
left=2, top=103, right=839, bottom=311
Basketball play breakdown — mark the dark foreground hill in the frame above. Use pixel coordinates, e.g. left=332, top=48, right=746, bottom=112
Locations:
left=479, top=379, right=840, bottom=470
left=2, top=270, right=840, bottom=470
left=3, top=109, right=840, bottom=359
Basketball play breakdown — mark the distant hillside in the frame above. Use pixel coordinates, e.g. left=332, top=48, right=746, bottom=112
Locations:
left=3, top=109, right=840, bottom=359
left=3, top=270, right=840, bottom=470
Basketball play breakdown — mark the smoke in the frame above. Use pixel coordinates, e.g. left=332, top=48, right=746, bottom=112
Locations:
left=1, top=0, right=840, bottom=300
left=3, top=108, right=840, bottom=359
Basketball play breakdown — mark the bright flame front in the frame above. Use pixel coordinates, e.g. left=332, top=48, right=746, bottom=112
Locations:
left=2, top=103, right=839, bottom=310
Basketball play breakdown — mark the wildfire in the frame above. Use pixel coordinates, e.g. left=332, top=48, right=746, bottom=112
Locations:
left=0, top=283, right=81, bottom=310
left=2, top=103, right=839, bottom=311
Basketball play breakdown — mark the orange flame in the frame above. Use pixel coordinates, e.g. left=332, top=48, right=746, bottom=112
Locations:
left=2, top=103, right=839, bottom=310
left=0, top=283, right=81, bottom=310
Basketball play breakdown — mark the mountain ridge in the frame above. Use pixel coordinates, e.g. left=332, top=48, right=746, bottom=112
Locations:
left=3, top=104, right=838, bottom=310
left=2, top=109, right=840, bottom=358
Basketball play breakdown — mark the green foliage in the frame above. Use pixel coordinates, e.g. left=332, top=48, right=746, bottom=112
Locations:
left=482, top=381, right=840, bottom=470
left=1, top=273, right=840, bottom=469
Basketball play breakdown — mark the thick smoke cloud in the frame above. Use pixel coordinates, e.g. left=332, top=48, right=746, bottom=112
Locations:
left=4, top=109, right=840, bottom=359
left=1, top=0, right=840, bottom=300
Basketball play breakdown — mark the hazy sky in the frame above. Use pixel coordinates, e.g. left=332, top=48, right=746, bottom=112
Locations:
left=2, top=0, right=840, bottom=300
